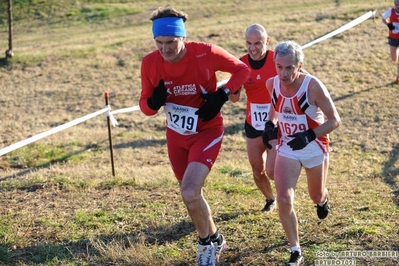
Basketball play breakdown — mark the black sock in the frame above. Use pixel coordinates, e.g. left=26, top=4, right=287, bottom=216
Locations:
left=199, top=236, right=211, bottom=245
left=210, top=230, right=220, bottom=245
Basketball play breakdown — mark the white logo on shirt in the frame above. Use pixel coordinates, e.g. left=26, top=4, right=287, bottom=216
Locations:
left=173, top=83, right=197, bottom=96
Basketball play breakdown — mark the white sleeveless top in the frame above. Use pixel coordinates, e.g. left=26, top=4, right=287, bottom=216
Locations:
left=272, top=74, right=329, bottom=156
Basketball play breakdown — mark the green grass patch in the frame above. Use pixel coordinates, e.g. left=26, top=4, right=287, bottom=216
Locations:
left=4, top=142, right=90, bottom=168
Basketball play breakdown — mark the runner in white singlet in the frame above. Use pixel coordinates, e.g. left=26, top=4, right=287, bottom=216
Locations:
left=263, top=40, right=341, bottom=266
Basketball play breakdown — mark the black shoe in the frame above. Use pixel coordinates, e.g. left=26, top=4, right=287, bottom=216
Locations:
left=285, top=251, right=304, bottom=266
left=261, top=198, right=276, bottom=212
left=316, top=198, right=330, bottom=219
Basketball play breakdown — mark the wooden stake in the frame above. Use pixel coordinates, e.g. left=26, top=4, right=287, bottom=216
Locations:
left=104, top=92, right=115, bottom=176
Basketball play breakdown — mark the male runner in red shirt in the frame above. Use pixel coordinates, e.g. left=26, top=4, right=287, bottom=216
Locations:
left=139, top=5, right=250, bottom=266
left=230, top=24, right=277, bottom=214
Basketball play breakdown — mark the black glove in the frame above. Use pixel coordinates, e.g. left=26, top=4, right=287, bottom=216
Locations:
left=147, top=79, right=168, bottom=110
left=195, top=88, right=228, bottom=122
left=387, top=23, right=395, bottom=31
left=287, top=128, right=316, bottom=151
left=262, top=121, right=277, bottom=149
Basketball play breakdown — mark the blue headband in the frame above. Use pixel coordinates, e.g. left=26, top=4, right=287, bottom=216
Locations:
left=152, top=17, right=186, bottom=38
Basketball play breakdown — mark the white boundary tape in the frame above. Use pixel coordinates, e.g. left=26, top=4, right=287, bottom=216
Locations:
left=301, top=10, right=376, bottom=49
left=217, top=10, right=377, bottom=87
left=0, top=107, right=110, bottom=156
left=110, top=105, right=140, bottom=115
left=0, top=10, right=376, bottom=157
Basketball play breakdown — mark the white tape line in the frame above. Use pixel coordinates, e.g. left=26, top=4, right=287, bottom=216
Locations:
left=110, top=105, right=140, bottom=114
left=218, top=10, right=376, bottom=86
left=107, top=105, right=141, bottom=127
left=0, top=106, right=110, bottom=156
left=217, top=79, right=228, bottom=88
left=301, top=10, right=376, bottom=49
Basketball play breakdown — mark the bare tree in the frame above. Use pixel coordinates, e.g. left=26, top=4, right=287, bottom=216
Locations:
left=5, top=0, right=13, bottom=58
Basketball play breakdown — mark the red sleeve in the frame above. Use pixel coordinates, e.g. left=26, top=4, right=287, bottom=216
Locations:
left=139, top=52, right=158, bottom=116
left=209, top=44, right=250, bottom=94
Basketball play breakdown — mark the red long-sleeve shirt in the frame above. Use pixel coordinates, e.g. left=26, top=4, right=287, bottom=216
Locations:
left=139, top=41, right=250, bottom=133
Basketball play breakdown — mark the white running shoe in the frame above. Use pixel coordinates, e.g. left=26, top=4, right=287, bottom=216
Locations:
left=197, top=242, right=217, bottom=266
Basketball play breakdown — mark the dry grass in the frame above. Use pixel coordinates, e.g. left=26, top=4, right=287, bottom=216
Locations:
left=0, top=0, right=398, bottom=265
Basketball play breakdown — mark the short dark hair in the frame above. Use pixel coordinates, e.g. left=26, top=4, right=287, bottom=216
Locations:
left=150, top=5, right=188, bottom=22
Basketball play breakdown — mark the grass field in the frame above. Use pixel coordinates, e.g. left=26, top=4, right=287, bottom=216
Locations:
left=0, top=0, right=398, bottom=265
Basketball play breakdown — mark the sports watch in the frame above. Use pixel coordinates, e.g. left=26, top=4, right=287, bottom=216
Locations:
left=222, top=87, right=231, bottom=97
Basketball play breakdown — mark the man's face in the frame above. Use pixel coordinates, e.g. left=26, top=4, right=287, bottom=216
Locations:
left=246, top=31, right=268, bottom=61
left=155, top=36, right=185, bottom=63
left=274, top=54, right=302, bottom=86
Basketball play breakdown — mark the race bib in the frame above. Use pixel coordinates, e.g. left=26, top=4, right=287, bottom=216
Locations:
left=393, top=22, right=399, bottom=34
left=250, top=103, right=271, bottom=130
left=278, top=113, right=308, bottom=142
left=164, top=103, right=199, bottom=135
